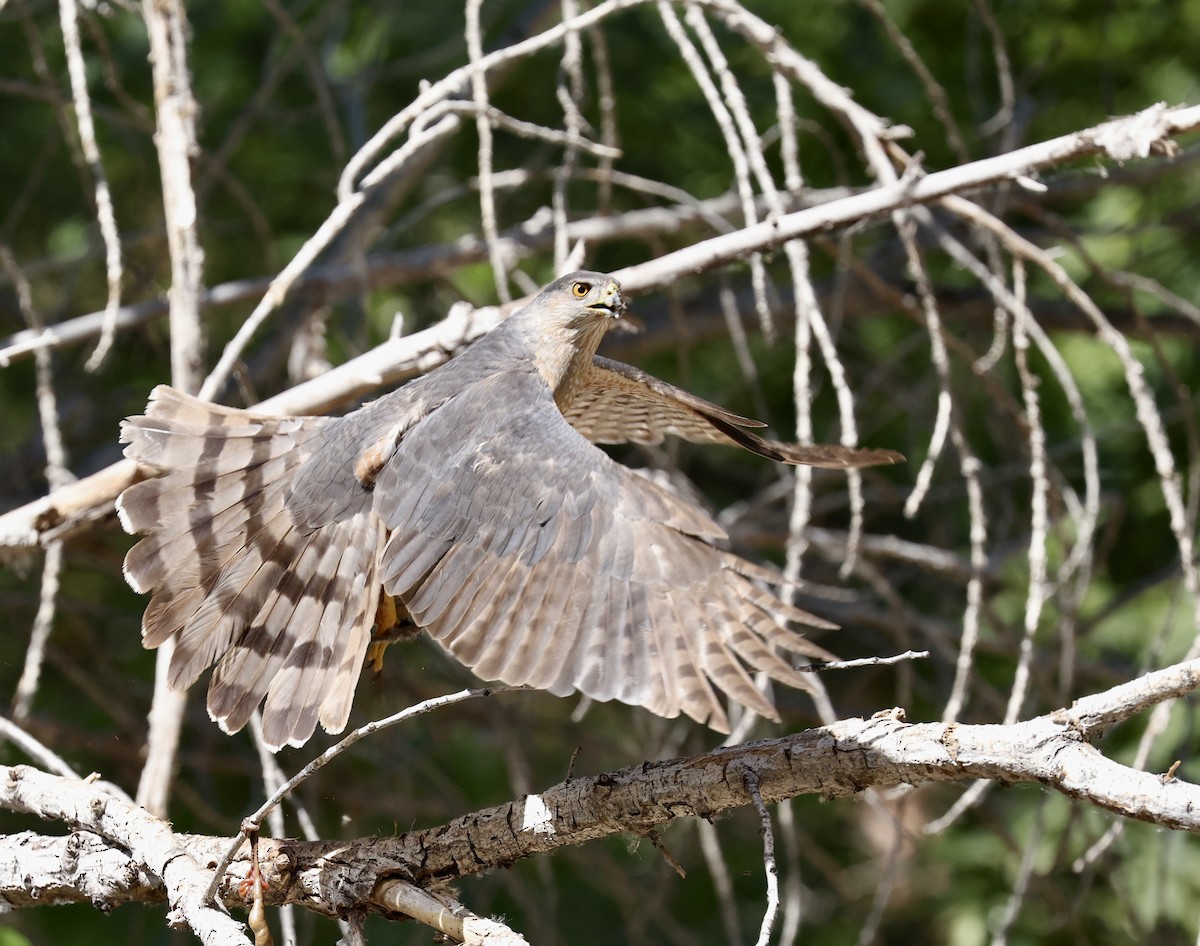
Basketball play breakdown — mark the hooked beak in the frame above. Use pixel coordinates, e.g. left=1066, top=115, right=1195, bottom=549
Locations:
left=587, top=280, right=625, bottom=319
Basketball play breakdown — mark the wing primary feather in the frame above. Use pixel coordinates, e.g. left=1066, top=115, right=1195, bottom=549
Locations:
left=545, top=571, right=610, bottom=699
left=663, top=593, right=729, bottom=731
left=519, top=562, right=586, bottom=690
left=471, top=559, right=559, bottom=684
left=434, top=549, right=510, bottom=633
left=424, top=551, right=527, bottom=666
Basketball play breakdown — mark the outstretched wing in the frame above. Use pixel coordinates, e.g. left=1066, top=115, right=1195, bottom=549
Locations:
left=375, top=368, right=834, bottom=732
left=117, top=386, right=383, bottom=749
left=566, top=356, right=904, bottom=468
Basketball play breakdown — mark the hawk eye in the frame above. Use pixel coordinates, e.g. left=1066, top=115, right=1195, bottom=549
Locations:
left=571, top=281, right=591, bottom=298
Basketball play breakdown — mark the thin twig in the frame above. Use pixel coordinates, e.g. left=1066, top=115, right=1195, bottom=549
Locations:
left=695, top=819, right=741, bottom=945
left=197, top=112, right=461, bottom=405
left=58, top=0, right=124, bottom=370
left=466, top=0, right=510, bottom=301
left=798, top=650, right=930, bottom=672
left=990, top=797, right=1046, bottom=946
left=775, top=798, right=806, bottom=946
left=0, top=715, right=83, bottom=783
left=1005, top=259, right=1048, bottom=724
left=552, top=0, right=585, bottom=275
left=742, top=767, right=780, bottom=946
left=661, top=2, right=771, bottom=338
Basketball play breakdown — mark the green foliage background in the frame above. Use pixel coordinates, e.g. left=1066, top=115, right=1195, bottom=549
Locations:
left=1, top=1, right=1199, bottom=943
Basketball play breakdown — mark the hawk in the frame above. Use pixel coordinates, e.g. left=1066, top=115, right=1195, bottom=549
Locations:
left=117, top=272, right=901, bottom=749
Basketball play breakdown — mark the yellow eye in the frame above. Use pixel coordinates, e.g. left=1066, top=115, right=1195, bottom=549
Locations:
left=571, top=281, right=591, bottom=299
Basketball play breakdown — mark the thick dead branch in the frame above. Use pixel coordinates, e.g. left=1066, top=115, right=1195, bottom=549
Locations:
left=0, top=768, right=250, bottom=944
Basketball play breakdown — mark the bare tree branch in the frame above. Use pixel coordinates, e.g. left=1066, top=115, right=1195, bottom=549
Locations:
left=0, top=767, right=250, bottom=944
left=1, top=659, right=1198, bottom=930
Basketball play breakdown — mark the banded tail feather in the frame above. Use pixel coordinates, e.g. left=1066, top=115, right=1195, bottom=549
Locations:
left=118, top=386, right=381, bottom=748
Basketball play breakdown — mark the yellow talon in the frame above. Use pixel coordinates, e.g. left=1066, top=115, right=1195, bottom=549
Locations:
left=368, top=593, right=402, bottom=674
left=366, top=640, right=389, bottom=675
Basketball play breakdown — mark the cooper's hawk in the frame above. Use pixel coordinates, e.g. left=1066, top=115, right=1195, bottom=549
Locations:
left=118, top=272, right=901, bottom=749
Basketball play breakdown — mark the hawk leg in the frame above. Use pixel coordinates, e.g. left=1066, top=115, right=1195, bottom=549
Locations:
left=367, top=592, right=421, bottom=674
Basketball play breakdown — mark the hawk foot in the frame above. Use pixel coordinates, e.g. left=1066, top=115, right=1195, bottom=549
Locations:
left=368, top=593, right=420, bottom=674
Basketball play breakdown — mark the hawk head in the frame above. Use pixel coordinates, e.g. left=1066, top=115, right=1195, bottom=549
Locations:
left=536, top=271, right=625, bottom=327
left=508, top=271, right=627, bottom=408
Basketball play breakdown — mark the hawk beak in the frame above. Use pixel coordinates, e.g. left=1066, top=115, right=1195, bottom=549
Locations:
left=588, top=281, right=624, bottom=319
